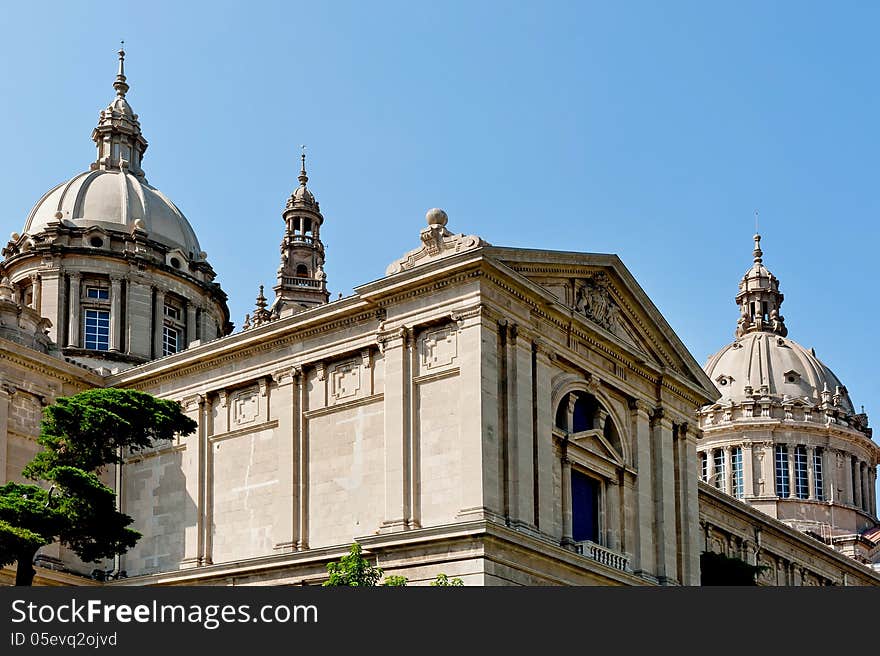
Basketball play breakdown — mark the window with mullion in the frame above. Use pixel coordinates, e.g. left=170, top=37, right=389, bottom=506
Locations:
left=794, top=446, right=809, bottom=499
left=813, top=449, right=824, bottom=501
left=731, top=447, right=744, bottom=498
left=84, top=309, right=110, bottom=351
left=713, top=449, right=726, bottom=490
left=775, top=445, right=790, bottom=498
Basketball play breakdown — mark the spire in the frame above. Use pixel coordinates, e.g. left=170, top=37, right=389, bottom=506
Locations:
left=734, top=232, right=787, bottom=338
left=91, top=44, right=148, bottom=177
left=298, top=145, right=309, bottom=187
left=250, top=285, right=273, bottom=327
left=113, top=41, right=129, bottom=97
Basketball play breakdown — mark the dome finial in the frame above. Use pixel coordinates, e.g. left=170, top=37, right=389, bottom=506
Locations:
left=113, top=41, right=129, bottom=98
left=298, top=144, right=308, bottom=187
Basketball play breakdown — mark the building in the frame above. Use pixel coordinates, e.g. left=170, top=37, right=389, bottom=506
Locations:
left=697, top=233, right=880, bottom=570
left=1, top=52, right=878, bottom=586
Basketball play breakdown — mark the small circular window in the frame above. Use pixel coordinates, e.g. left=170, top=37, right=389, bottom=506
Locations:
left=90, top=236, right=104, bottom=248
left=170, top=257, right=181, bottom=269
left=786, top=375, right=797, bottom=384
left=717, top=377, right=728, bottom=386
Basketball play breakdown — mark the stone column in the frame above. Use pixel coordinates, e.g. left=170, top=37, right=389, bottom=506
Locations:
left=822, top=448, right=832, bottom=502
left=297, top=367, right=309, bottom=549
left=271, top=368, right=297, bottom=554
left=724, top=446, right=733, bottom=496
left=629, top=399, right=654, bottom=577
left=605, top=478, right=620, bottom=552
left=380, top=327, right=408, bottom=533
left=853, top=457, right=863, bottom=510
left=200, top=395, right=214, bottom=565
left=511, top=328, right=535, bottom=531
left=680, top=423, right=700, bottom=586
left=37, top=271, right=61, bottom=343
left=742, top=442, right=754, bottom=498
left=405, top=328, right=419, bottom=530
left=153, top=288, right=165, bottom=358
left=560, top=443, right=573, bottom=546
left=186, top=301, right=198, bottom=347
left=30, top=273, right=41, bottom=312
left=807, top=446, right=816, bottom=500
left=651, top=407, right=677, bottom=583
left=845, top=452, right=855, bottom=505
left=67, top=272, right=81, bottom=348
left=457, top=315, right=488, bottom=523
left=109, top=276, right=123, bottom=352
left=0, top=384, right=11, bottom=482
left=860, top=462, right=869, bottom=512
left=533, top=340, right=555, bottom=530
left=180, top=394, right=204, bottom=569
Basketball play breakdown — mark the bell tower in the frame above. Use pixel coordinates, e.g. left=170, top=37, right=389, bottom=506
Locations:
left=272, top=150, right=329, bottom=312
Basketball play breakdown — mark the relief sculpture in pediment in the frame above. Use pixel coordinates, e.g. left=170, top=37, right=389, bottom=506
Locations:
left=575, top=274, right=620, bottom=334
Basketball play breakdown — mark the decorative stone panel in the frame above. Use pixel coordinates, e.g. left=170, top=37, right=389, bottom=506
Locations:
left=232, top=387, right=260, bottom=426
left=420, top=324, right=458, bottom=372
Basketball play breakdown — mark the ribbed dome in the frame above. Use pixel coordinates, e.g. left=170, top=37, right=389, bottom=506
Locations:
left=22, top=169, right=202, bottom=256
left=705, top=331, right=855, bottom=415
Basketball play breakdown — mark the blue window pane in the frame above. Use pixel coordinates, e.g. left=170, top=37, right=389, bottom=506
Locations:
left=572, top=470, right=599, bottom=543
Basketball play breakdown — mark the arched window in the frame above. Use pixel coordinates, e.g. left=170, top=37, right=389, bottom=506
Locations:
left=553, top=389, right=627, bottom=566
left=296, top=264, right=309, bottom=278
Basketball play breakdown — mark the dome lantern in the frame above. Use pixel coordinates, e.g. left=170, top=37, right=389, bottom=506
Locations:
left=734, top=233, right=787, bottom=338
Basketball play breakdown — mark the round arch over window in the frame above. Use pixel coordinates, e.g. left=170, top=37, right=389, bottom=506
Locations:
left=555, top=390, right=623, bottom=458
left=295, top=264, right=309, bottom=278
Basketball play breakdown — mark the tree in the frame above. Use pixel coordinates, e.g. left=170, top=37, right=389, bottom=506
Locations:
left=322, top=542, right=408, bottom=586
left=0, top=388, right=196, bottom=586
left=430, top=573, right=464, bottom=586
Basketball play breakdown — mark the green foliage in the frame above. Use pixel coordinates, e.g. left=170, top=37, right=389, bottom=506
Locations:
left=323, top=542, right=408, bottom=587
left=431, top=573, right=464, bottom=586
left=381, top=575, right=409, bottom=587
left=0, top=388, right=195, bottom=585
left=700, top=551, right=765, bottom=586
left=24, top=388, right=197, bottom=478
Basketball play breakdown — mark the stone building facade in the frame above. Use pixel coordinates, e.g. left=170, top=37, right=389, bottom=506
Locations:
left=1, top=52, right=878, bottom=586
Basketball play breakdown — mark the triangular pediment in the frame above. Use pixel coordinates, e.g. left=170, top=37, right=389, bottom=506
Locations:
left=485, top=247, right=718, bottom=402
left=569, top=428, right=624, bottom=466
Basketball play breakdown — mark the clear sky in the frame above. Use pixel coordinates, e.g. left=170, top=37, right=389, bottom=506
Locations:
left=0, top=2, right=877, bottom=488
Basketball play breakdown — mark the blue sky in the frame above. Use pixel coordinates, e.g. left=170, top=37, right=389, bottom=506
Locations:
left=0, top=2, right=877, bottom=470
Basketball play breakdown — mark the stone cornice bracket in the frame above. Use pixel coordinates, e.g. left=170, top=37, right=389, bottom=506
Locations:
left=361, top=348, right=372, bottom=369
left=585, top=372, right=600, bottom=395
left=217, top=390, right=228, bottom=408
left=258, top=377, right=269, bottom=397
left=315, top=361, right=325, bottom=382
left=270, top=366, right=296, bottom=386
left=180, top=393, right=204, bottom=411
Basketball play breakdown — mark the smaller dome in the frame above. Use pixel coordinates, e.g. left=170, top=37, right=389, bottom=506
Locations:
left=292, top=185, right=315, bottom=205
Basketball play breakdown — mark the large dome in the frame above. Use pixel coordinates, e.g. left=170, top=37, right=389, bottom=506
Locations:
left=704, top=331, right=855, bottom=415
left=22, top=169, right=201, bottom=256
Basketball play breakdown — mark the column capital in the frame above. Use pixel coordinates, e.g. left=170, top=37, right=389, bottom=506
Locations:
left=650, top=406, right=667, bottom=427
left=628, top=397, right=649, bottom=414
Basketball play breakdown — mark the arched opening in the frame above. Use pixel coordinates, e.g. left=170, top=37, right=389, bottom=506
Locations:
left=555, top=390, right=622, bottom=456
left=295, top=264, right=309, bottom=278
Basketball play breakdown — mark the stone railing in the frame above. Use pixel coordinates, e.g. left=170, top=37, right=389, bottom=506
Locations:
left=280, top=277, right=323, bottom=289
left=574, top=540, right=629, bottom=572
